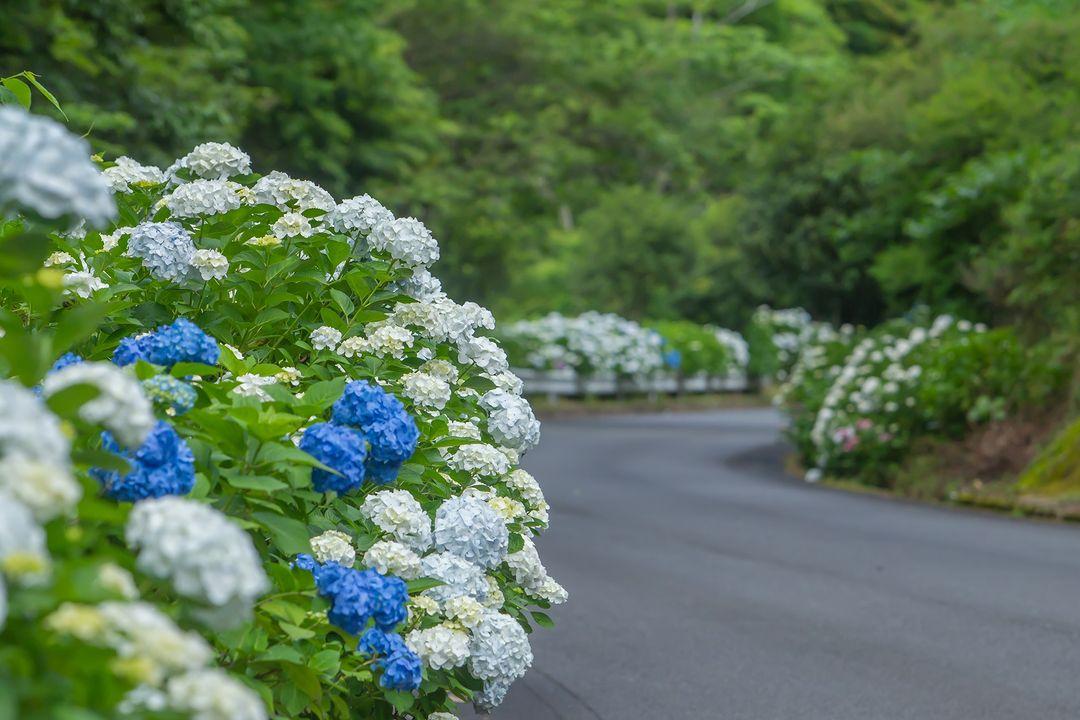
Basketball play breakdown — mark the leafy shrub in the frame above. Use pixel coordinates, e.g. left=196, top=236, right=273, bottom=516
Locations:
left=647, top=320, right=731, bottom=377
left=0, top=106, right=565, bottom=719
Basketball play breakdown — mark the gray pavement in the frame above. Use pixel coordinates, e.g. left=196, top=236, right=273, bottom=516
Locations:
left=463, top=408, right=1080, bottom=720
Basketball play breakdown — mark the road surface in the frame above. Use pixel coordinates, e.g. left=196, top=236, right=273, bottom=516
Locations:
left=463, top=408, right=1080, bottom=720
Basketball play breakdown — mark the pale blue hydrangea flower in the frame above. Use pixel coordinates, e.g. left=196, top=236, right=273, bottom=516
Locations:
left=125, top=221, right=196, bottom=282
left=0, top=106, right=115, bottom=226
left=433, top=495, right=509, bottom=570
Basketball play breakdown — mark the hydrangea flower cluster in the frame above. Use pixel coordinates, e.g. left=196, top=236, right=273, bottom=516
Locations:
left=141, top=374, right=198, bottom=415
left=330, top=380, right=419, bottom=483
left=125, top=221, right=197, bottom=282
left=112, top=318, right=220, bottom=368
left=0, top=106, right=115, bottom=225
left=126, top=497, right=269, bottom=627
left=42, top=361, right=156, bottom=448
left=91, top=421, right=196, bottom=501
left=103, top=156, right=166, bottom=193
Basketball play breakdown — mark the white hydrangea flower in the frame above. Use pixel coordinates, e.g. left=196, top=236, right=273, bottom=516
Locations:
left=310, top=326, right=342, bottom=352
left=468, top=610, right=533, bottom=683
left=443, top=595, right=485, bottom=629
left=428, top=713, right=459, bottom=720
left=164, top=669, right=268, bottom=720
left=447, top=420, right=482, bottom=440
left=360, top=323, right=415, bottom=359
left=62, top=270, right=108, bottom=298
left=126, top=498, right=269, bottom=626
left=421, top=359, right=459, bottom=384
left=191, top=249, right=229, bottom=280
left=95, top=601, right=213, bottom=684
left=0, top=380, right=71, bottom=464
left=363, top=540, right=421, bottom=579
left=49, top=601, right=213, bottom=687
left=44, top=251, right=74, bottom=267
left=359, top=490, right=433, bottom=553
left=457, top=335, right=509, bottom=375
left=99, top=226, right=131, bottom=252
left=0, top=491, right=50, bottom=583
left=447, top=443, right=511, bottom=479
left=481, top=389, right=541, bottom=452
left=0, top=106, right=115, bottom=226
left=271, top=211, right=315, bottom=239
left=0, top=452, right=80, bottom=522
left=104, top=156, right=165, bottom=193
left=252, top=171, right=335, bottom=212
left=419, top=551, right=488, bottom=604
left=328, top=194, right=393, bottom=234
left=409, top=594, right=440, bottom=617
left=98, top=562, right=139, bottom=600
left=486, top=369, right=525, bottom=395
left=395, top=266, right=443, bottom=301
left=482, top=576, right=505, bottom=608
left=335, top=336, right=367, bottom=359
left=406, top=624, right=471, bottom=670
left=164, top=179, right=244, bottom=217
left=504, top=536, right=547, bottom=593
left=124, top=222, right=198, bottom=284
left=505, top=468, right=545, bottom=508
left=233, top=373, right=278, bottom=402
left=401, top=371, right=451, bottom=411
left=535, top=575, right=569, bottom=605
left=276, top=366, right=301, bottom=386
left=487, top=496, right=525, bottom=522
left=474, top=676, right=514, bottom=712
left=170, top=142, right=252, bottom=181
left=369, top=216, right=439, bottom=267
left=434, top=495, right=509, bottom=569
left=310, top=530, right=355, bottom=566
left=42, top=362, right=155, bottom=448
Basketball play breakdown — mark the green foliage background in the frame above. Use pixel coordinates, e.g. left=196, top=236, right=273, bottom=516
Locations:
left=3, top=0, right=1077, bottom=334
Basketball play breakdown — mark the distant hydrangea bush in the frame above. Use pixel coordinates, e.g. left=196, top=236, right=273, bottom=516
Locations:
left=0, top=109, right=564, bottom=719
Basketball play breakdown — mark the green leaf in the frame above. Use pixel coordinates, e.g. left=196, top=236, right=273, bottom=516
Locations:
left=2, top=77, right=31, bottom=108
left=383, top=689, right=415, bottom=713
left=224, top=474, right=288, bottom=492
left=309, top=648, right=341, bottom=675
left=298, top=376, right=346, bottom=411
left=52, top=301, right=112, bottom=357
left=507, top=533, right=525, bottom=554
left=405, top=577, right=446, bottom=594
left=531, top=611, right=555, bottom=628
left=171, top=361, right=220, bottom=378
left=257, top=644, right=306, bottom=665
left=21, top=71, right=67, bottom=119
left=44, top=383, right=101, bottom=418
left=252, top=511, right=311, bottom=555
left=329, top=288, right=354, bottom=315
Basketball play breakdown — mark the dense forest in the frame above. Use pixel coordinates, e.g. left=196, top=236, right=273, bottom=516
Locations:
left=3, top=0, right=1077, bottom=333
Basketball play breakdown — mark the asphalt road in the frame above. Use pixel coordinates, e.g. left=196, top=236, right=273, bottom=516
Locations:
left=462, top=408, right=1080, bottom=720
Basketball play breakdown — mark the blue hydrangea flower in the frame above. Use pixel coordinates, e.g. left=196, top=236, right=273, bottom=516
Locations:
left=49, top=352, right=84, bottom=374
left=299, top=422, right=368, bottom=493
left=294, top=556, right=410, bottom=635
left=142, top=375, right=198, bottom=415
left=331, top=381, right=418, bottom=483
left=357, top=629, right=423, bottom=691
left=358, top=627, right=406, bottom=656
left=378, top=646, right=423, bottom=691
left=664, top=349, right=681, bottom=369
left=112, top=318, right=220, bottom=368
left=90, top=420, right=195, bottom=501
left=125, top=221, right=196, bottom=282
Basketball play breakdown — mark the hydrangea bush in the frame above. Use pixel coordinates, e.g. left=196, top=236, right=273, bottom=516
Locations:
left=500, top=311, right=747, bottom=382
left=746, top=305, right=850, bottom=383
left=774, top=309, right=1063, bottom=484
left=0, top=106, right=565, bottom=719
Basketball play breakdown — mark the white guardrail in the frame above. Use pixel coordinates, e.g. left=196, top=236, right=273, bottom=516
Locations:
left=512, top=368, right=750, bottom=399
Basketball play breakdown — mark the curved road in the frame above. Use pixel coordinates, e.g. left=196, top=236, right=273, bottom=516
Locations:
left=464, top=408, right=1080, bottom=719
